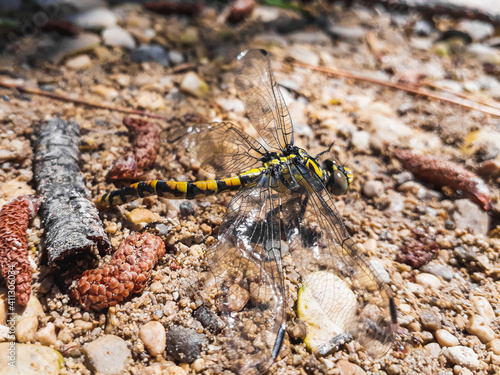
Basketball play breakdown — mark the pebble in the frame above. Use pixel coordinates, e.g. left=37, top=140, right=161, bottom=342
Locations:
left=351, top=131, right=371, bottom=152
left=139, top=321, right=166, bottom=357
left=136, top=92, right=165, bottom=111
left=168, top=50, right=184, bottom=65
left=415, top=273, right=442, bottom=290
left=191, top=358, right=207, bottom=372
left=16, top=316, right=39, bottom=343
left=435, top=329, right=459, bottom=347
left=65, top=54, right=92, bottom=70
left=164, top=366, right=187, bottom=375
left=420, top=309, right=441, bottom=331
left=466, top=315, right=495, bottom=344
left=368, top=114, right=413, bottom=150
left=165, top=325, right=206, bottom=363
left=57, top=327, right=73, bottom=344
left=69, top=7, right=117, bottom=30
left=126, top=208, right=161, bottom=224
left=337, top=359, right=367, bottom=375
left=83, top=334, right=131, bottom=374
left=458, top=20, right=494, bottom=41
left=363, top=180, right=384, bottom=198
left=102, top=26, right=136, bottom=49
left=424, top=342, right=441, bottom=358
left=180, top=72, right=209, bottom=98
left=35, top=323, right=57, bottom=346
left=52, top=33, right=101, bottom=63
left=130, top=45, right=169, bottom=67
left=0, top=290, right=6, bottom=325
left=289, top=45, right=319, bottom=66
left=449, top=199, right=489, bottom=236
left=328, top=25, right=366, bottom=42
left=421, top=263, right=453, bottom=281
left=92, top=85, right=119, bottom=101
left=216, top=98, right=245, bottom=114
left=466, top=44, right=500, bottom=64
left=226, top=284, right=250, bottom=312
left=193, top=306, right=225, bottom=333
left=443, top=346, right=480, bottom=370
left=487, top=339, right=500, bottom=355
left=180, top=27, right=199, bottom=45
left=370, top=259, right=391, bottom=284
left=470, top=296, right=495, bottom=324
left=0, top=343, right=63, bottom=374
left=74, top=319, right=94, bottom=331
left=413, top=20, right=433, bottom=36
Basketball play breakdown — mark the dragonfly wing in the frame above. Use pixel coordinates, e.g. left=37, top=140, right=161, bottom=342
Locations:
left=235, top=49, right=294, bottom=151
left=205, top=172, right=286, bottom=375
left=282, top=162, right=396, bottom=357
left=168, top=121, right=267, bottom=175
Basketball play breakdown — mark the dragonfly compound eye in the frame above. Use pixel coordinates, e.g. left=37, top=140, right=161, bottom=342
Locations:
left=329, top=170, right=348, bottom=195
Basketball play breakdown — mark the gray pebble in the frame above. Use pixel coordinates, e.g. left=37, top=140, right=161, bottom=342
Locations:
left=83, top=334, right=131, bottom=375
left=193, top=306, right=225, bottom=333
left=131, top=44, right=170, bottom=67
left=421, top=262, right=453, bottom=281
left=102, top=26, right=136, bottom=50
left=449, top=199, right=489, bottom=236
left=420, top=309, right=441, bottom=331
left=166, top=325, right=206, bottom=363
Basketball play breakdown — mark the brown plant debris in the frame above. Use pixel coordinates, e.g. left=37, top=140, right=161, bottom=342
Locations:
left=143, top=0, right=204, bottom=16
left=393, top=148, right=492, bottom=211
left=0, top=195, right=41, bottom=306
left=69, top=232, right=166, bottom=310
left=34, top=118, right=111, bottom=267
left=106, top=117, right=160, bottom=181
left=396, top=228, right=440, bottom=268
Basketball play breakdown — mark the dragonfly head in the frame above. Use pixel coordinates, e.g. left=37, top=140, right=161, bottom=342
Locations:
left=323, top=159, right=353, bottom=196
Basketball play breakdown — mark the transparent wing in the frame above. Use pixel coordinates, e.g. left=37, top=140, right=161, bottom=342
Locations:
left=205, top=172, right=286, bottom=375
left=168, top=122, right=267, bottom=176
left=235, top=49, right=294, bottom=151
left=282, top=162, right=396, bottom=356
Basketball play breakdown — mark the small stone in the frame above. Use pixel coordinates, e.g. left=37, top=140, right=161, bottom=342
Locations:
left=165, top=325, right=206, bottom=363
left=191, top=358, right=207, bottom=372
left=415, top=273, right=442, bottom=290
left=443, top=346, right=480, bottom=370
left=83, top=334, right=131, bottom=375
left=92, top=85, right=119, bottom=101
left=193, top=306, right=225, bottom=333
left=420, top=309, right=441, bottom=331
left=139, top=321, right=166, bottom=357
left=35, top=323, right=57, bottom=346
left=57, top=327, right=73, bottom=344
left=164, top=366, right=187, bottom=375
left=74, top=319, right=94, bottom=331
left=328, top=25, right=366, bottom=42
left=0, top=324, right=9, bottom=342
left=180, top=72, right=209, bottom=98
left=351, top=131, right=370, bottom=152
left=168, top=50, right=184, bottom=65
left=0, top=343, right=63, bottom=374
left=466, top=44, right=500, bottom=64
left=179, top=202, right=195, bottom=217
left=337, top=359, right=367, bottom=375
left=289, top=45, right=319, bottom=66
left=424, top=342, right=441, bottom=358
left=128, top=28, right=155, bottom=44
left=226, top=284, right=250, bottom=312
left=487, top=339, right=500, bottom=355
left=287, top=320, right=308, bottom=340
left=126, top=208, right=161, bottom=224
left=449, top=199, right=489, bottom=236
left=421, top=263, right=453, bottom=281
left=69, top=8, right=117, bottom=30
left=458, top=20, right=494, bottom=41
left=413, top=20, right=433, bottom=36
left=477, top=159, right=500, bottom=177
left=131, top=45, right=169, bottom=67
left=15, top=316, right=38, bottom=343
left=216, top=98, right=245, bottom=114
left=180, top=27, right=199, bottom=44
left=52, top=33, right=101, bottom=63
left=470, top=296, right=495, bottom=324
left=370, top=259, right=390, bottom=284
left=163, top=300, right=178, bottom=316
left=436, top=329, right=459, bottom=347
left=363, top=180, right=384, bottom=198
left=466, top=315, right=495, bottom=344
left=136, top=92, right=165, bottom=111
left=65, top=54, right=92, bottom=70
left=150, top=281, right=163, bottom=293
left=102, top=27, right=136, bottom=49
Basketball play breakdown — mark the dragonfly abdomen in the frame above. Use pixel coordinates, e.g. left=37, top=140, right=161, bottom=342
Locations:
left=99, top=169, right=263, bottom=207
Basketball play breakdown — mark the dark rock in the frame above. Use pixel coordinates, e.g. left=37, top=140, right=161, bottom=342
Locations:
left=193, top=306, right=225, bottom=333
left=179, top=201, right=195, bottom=217
left=165, top=325, right=206, bottom=363
left=130, top=45, right=169, bottom=67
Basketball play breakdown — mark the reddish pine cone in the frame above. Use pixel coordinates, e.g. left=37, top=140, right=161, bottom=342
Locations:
left=0, top=195, right=40, bottom=306
left=70, top=232, right=165, bottom=310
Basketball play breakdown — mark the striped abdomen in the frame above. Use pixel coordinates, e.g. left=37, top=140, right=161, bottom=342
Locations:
left=99, top=168, right=263, bottom=207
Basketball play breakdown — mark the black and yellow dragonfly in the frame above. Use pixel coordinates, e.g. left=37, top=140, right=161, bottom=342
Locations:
left=100, top=49, right=396, bottom=375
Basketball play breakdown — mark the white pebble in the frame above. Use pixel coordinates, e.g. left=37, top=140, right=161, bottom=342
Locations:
left=36, top=323, right=57, bottom=346
left=424, top=342, right=441, bottom=358
left=363, top=180, right=384, bottom=198
left=102, top=26, right=136, bottom=49
left=470, top=296, right=495, bottom=325
left=65, top=55, right=92, bottom=70
left=435, top=329, right=459, bottom=347
left=443, top=346, right=479, bottom=370
left=415, top=273, right=442, bottom=290
left=351, top=130, right=371, bottom=151
left=180, top=72, right=209, bottom=98
left=139, top=321, right=166, bottom=357
left=16, top=316, right=39, bottom=343
left=466, top=315, right=495, bottom=344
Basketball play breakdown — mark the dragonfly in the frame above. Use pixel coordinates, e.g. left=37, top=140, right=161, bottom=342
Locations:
left=100, top=49, right=397, bottom=375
